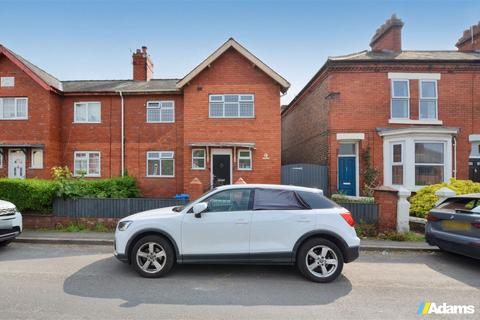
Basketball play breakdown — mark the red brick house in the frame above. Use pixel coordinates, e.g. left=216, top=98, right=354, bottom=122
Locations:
left=0, top=39, right=290, bottom=197
left=282, top=16, right=480, bottom=196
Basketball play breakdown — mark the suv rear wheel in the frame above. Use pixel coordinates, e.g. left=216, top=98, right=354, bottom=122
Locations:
left=131, top=235, right=175, bottom=278
left=297, top=238, right=344, bottom=283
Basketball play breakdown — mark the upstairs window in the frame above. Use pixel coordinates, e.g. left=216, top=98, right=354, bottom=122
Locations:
left=419, top=80, right=438, bottom=120
left=147, top=101, right=175, bottom=123
left=147, top=151, right=175, bottom=177
left=391, top=80, right=409, bottom=119
left=209, top=94, right=254, bottom=118
left=74, top=151, right=101, bottom=177
left=0, top=97, right=28, bottom=120
left=0, top=77, right=15, bottom=87
left=74, top=102, right=101, bottom=123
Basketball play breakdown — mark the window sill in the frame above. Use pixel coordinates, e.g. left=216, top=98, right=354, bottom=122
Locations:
left=146, top=176, right=175, bottom=178
left=146, top=121, right=175, bottom=124
left=73, top=121, right=102, bottom=124
left=388, top=119, right=443, bottom=125
left=237, top=168, right=252, bottom=171
left=30, top=167, right=44, bottom=170
left=191, top=168, right=206, bottom=170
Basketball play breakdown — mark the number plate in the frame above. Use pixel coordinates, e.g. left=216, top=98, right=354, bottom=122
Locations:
left=442, top=220, right=471, bottom=231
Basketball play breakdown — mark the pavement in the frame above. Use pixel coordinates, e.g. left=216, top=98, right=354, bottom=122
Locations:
left=0, top=242, right=478, bottom=320
left=16, top=230, right=439, bottom=251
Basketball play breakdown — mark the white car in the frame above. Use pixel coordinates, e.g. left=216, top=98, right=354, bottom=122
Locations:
left=0, top=200, right=23, bottom=246
left=114, top=184, right=360, bottom=282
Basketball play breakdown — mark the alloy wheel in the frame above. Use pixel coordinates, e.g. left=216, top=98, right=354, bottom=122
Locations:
left=136, top=242, right=167, bottom=274
left=305, top=245, right=338, bottom=278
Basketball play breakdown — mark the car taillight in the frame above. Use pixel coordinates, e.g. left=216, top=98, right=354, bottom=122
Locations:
left=426, top=213, right=440, bottom=222
left=340, top=212, right=355, bottom=227
left=472, top=223, right=480, bottom=229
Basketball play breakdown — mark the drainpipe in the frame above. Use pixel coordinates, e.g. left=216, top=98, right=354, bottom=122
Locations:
left=119, top=91, right=125, bottom=177
left=453, top=137, right=457, bottom=178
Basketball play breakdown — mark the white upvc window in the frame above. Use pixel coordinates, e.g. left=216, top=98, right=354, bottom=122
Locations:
left=414, top=142, right=445, bottom=186
left=31, top=149, right=44, bottom=169
left=238, top=149, right=252, bottom=170
left=147, top=151, right=175, bottom=177
left=0, top=77, right=15, bottom=87
left=146, top=101, right=175, bottom=123
left=0, top=97, right=28, bottom=120
left=74, top=151, right=101, bottom=177
left=192, top=149, right=206, bottom=170
left=419, top=80, right=438, bottom=120
left=74, top=102, right=101, bottom=123
left=0, top=152, right=3, bottom=168
left=391, top=143, right=404, bottom=185
left=390, top=80, right=410, bottom=119
left=209, top=94, right=255, bottom=118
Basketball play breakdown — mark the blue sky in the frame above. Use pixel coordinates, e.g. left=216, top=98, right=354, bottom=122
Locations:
left=1, top=0, right=479, bottom=103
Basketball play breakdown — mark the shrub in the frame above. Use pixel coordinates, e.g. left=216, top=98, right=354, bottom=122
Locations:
left=0, top=178, right=58, bottom=212
left=52, top=166, right=141, bottom=199
left=410, top=178, right=480, bottom=218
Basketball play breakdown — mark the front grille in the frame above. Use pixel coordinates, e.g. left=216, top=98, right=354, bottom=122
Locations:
left=0, top=226, right=20, bottom=236
left=0, top=208, right=16, bottom=217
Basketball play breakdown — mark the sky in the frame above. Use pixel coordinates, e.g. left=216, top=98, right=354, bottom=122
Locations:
left=1, top=0, right=479, bottom=104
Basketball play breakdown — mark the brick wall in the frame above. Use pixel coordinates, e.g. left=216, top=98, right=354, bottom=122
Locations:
left=281, top=74, right=330, bottom=166
left=183, top=48, right=282, bottom=191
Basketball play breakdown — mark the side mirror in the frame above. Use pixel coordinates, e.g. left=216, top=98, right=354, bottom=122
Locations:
left=193, top=202, right=208, bottom=218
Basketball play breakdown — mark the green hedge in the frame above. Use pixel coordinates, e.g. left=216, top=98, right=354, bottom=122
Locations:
left=0, top=179, right=58, bottom=212
left=410, top=179, right=480, bottom=218
left=0, top=176, right=141, bottom=213
left=56, top=176, right=141, bottom=199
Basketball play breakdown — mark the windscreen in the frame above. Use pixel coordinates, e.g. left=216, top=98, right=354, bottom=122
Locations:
left=437, top=198, right=479, bottom=211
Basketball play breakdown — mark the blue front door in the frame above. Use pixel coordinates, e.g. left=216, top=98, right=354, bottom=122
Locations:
left=338, top=156, right=356, bottom=196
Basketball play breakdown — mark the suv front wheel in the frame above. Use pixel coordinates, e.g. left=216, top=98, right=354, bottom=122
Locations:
left=131, top=235, right=175, bottom=278
left=297, top=238, right=344, bottom=283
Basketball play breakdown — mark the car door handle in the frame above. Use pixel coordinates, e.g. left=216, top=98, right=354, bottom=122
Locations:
left=235, top=219, right=249, bottom=225
left=297, top=217, right=311, bottom=223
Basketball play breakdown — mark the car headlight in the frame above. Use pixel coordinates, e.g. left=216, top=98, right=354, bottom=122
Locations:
left=118, top=221, right=132, bottom=231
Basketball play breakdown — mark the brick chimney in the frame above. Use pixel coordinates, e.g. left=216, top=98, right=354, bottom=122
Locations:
left=370, top=15, right=404, bottom=52
left=456, top=22, right=480, bottom=52
left=132, top=46, right=154, bottom=81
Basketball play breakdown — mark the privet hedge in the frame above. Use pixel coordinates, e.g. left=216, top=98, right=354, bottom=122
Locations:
left=410, top=179, right=480, bottom=218
left=0, top=176, right=141, bottom=213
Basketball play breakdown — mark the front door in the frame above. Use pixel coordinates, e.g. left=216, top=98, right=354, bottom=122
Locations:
left=212, top=154, right=231, bottom=187
left=469, top=158, right=480, bottom=182
left=8, top=150, right=26, bottom=179
left=338, top=156, right=356, bottom=196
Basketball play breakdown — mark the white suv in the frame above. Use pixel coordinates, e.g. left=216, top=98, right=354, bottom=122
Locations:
left=0, top=200, right=23, bottom=246
left=114, top=184, right=360, bottom=282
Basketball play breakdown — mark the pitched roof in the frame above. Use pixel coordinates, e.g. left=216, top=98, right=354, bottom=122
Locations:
left=0, top=45, right=63, bottom=91
left=176, top=38, right=290, bottom=92
left=62, top=79, right=179, bottom=93
left=330, top=50, right=480, bottom=61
